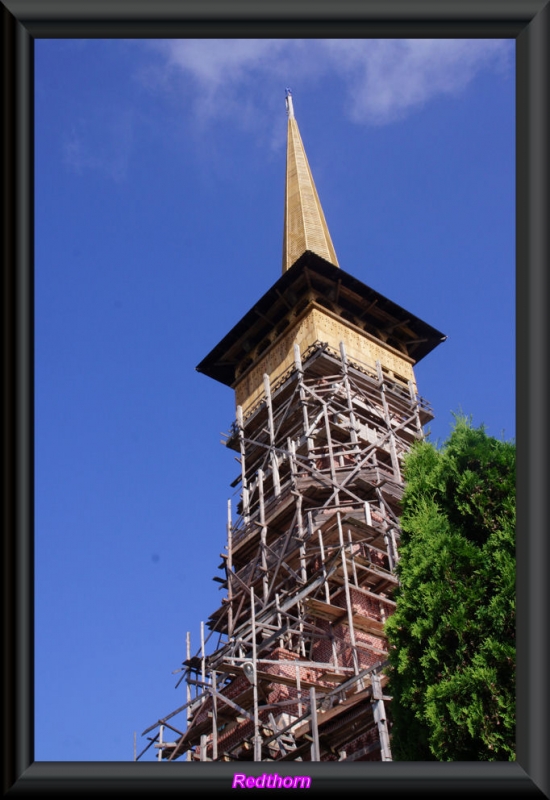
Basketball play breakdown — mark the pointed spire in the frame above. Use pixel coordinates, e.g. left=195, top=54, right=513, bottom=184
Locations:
left=282, top=89, right=339, bottom=273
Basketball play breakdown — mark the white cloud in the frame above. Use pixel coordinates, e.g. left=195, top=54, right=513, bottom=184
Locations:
left=60, top=38, right=512, bottom=180
left=323, top=39, right=512, bottom=125
left=150, top=38, right=512, bottom=127
left=163, top=39, right=288, bottom=89
left=148, top=39, right=303, bottom=125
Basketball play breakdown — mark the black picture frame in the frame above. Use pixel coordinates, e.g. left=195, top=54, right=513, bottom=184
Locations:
left=3, top=1, right=548, bottom=797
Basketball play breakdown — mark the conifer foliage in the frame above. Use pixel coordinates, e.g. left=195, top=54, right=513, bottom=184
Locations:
left=385, top=416, right=516, bottom=761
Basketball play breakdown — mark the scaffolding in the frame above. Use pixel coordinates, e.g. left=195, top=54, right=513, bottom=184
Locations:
left=138, top=337, right=434, bottom=763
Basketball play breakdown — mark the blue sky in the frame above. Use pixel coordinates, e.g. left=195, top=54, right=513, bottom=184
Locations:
left=34, top=38, right=515, bottom=761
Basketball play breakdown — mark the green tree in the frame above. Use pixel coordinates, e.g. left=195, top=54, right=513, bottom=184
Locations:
left=385, top=416, right=515, bottom=761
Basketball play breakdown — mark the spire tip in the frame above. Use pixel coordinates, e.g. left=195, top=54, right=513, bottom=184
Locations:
left=285, top=88, right=295, bottom=119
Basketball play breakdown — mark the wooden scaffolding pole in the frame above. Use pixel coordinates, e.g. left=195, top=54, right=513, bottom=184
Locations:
left=309, top=687, right=320, bottom=761
left=226, top=499, right=234, bottom=639
left=371, top=672, right=392, bottom=761
left=258, top=469, right=269, bottom=604
left=264, top=373, right=281, bottom=497
left=200, top=622, right=206, bottom=704
left=236, top=405, right=250, bottom=524
left=337, top=512, right=360, bottom=676
left=339, top=342, right=360, bottom=461
left=250, top=587, right=262, bottom=761
left=186, top=631, right=192, bottom=761
left=408, top=379, right=424, bottom=439
left=376, top=360, right=401, bottom=481
left=294, top=343, right=315, bottom=465
left=211, top=670, right=218, bottom=761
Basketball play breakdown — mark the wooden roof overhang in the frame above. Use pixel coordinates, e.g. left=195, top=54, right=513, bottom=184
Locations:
left=196, top=251, right=446, bottom=388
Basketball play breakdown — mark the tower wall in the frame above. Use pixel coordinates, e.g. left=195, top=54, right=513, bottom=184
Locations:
left=235, top=304, right=416, bottom=416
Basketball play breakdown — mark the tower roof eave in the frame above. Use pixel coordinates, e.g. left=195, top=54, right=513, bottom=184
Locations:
left=196, top=251, right=446, bottom=388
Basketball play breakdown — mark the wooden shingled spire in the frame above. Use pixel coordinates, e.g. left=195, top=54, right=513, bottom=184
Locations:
left=282, top=89, right=339, bottom=272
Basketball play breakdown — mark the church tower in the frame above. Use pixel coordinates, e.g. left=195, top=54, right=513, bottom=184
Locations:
left=142, top=92, right=445, bottom=763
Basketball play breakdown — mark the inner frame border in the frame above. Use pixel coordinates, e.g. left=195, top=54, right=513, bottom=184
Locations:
left=3, top=0, right=548, bottom=796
